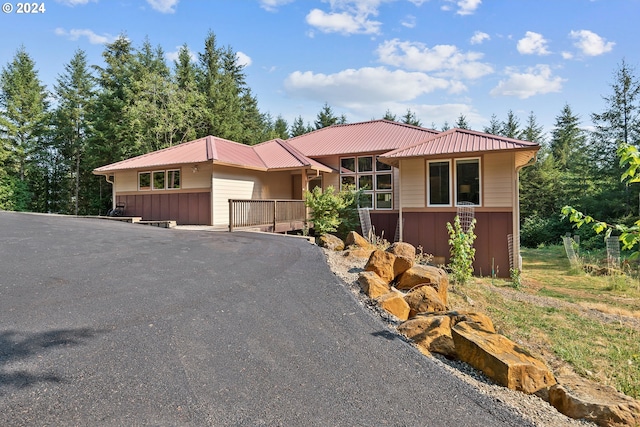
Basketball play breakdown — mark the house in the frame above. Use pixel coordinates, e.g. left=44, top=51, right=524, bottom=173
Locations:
left=93, top=120, right=539, bottom=276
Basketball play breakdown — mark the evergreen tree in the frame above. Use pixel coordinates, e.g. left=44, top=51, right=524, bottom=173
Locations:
left=52, top=49, right=96, bottom=215
left=522, top=111, right=545, bottom=144
left=273, top=115, right=289, bottom=139
left=0, top=46, right=50, bottom=210
left=315, top=102, right=341, bottom=129
left=483, top=113, right=502, bottom=135
left=501, top=110, right=523, bottom=139
left=549, top=104, right=584, bottom=170
left=382, top=109, right=396, bottom=121
left=290, top=115, right=312, bottom=137
left=441, top=121, right=450, bottom=131
left=590, top=60, right=640, bottom=217
left=400, top=109, right=421, bottom=126
left=455, top=114, right=470, bottom=129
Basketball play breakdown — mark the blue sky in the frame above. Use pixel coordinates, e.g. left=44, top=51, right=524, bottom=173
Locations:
left=0, top=0, right=636, bottom=139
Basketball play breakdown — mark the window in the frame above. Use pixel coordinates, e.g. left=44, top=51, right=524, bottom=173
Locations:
left=340, top=155, right=393, bottom=209
left=139, top=172, right=151, bottom=191
left=167, top=169, right=181, bottom=189
left=455, top=158, right=480, bottom=206
left=139, top=168, right=181, bottom=191
left=428, top=161, right=451, bottom=206
left=153, top=171, right=165, bottom=190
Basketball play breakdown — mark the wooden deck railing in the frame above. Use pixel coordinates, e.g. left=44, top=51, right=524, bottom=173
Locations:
left=228, top=199, right=307, bottom=232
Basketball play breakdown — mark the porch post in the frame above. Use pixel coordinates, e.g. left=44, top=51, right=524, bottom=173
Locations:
left=398, top=162, right=403, bottom=242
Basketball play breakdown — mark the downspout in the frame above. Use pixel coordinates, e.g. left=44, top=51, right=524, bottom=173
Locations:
left=398, top=161, right=403, bottom=242
left=104, top=174, right=115, bottom=210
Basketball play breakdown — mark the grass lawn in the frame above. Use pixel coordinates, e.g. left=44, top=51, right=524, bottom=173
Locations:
left=448, top=245, right=640, bottom=399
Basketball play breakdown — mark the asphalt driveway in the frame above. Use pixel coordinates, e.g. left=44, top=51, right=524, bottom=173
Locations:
left=0, top=211, right=532, bottom=426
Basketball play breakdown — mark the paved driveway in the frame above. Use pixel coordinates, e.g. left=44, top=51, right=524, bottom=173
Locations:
left=0, top=212, right=531, bottom=426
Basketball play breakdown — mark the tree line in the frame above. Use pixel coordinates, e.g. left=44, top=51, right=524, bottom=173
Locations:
left=1, top=31, right=638, bottom=249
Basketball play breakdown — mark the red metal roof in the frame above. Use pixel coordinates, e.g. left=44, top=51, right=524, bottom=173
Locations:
left=93, top=135, right=330, bottom=173
left=380, top=128, right=540, bottom=164
left=287, top=119, right=440, bottom=157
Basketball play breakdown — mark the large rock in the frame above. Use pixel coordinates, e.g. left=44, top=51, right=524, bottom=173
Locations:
left=358, top=271, right=390, bottom=299
left=396, top=265, right=448, bottom=305
left=452, top=322, right=556, bottom=394
left=386, top=242, right=416, bottom=277
left=376, top=289, right=410, bottom=321
left=345, top=231, right=373, bottom=249
left=365, top=250, right=397, bottom=284
left=318, top=234, right=344, bottom=251
left=404, top=285, right=446, bottom=318
left=451, top=311, right=495, bottom=333
left=343, top=248, right=375, bottom=260
left=549, top=373, right=640, bottom=427
left=398, top=315, right=456, bottom=357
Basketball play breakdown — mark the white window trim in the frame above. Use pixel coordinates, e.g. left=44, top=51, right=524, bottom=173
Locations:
left=340, top=154, right=394, bottom=210
left=152, top=170, right=166, bottom=190
left=166, top=168, right=181, bottom=190
left=427, top=159, right=452, bottom=207
left=138, top=171, right=151, bottom=191
left=454, top=157, right=482, bottom=207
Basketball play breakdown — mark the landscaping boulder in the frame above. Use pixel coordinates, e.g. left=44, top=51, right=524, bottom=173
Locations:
left=549, top=373, right=640, bottom=427
left=404, top=285, right=446, bottom=317
left=345, top=231, right=374, bottom=249
left=343, top=248, right=375, bottom=260
left=396, top=265, right=448, bottom=305
left=451, top=322, right=556, bottom=394
left=376, top=289, right=410, bottom=321
left=386, top=242, right=416, bottom=277
left=319, top=234, right=344, bottom=251
left=451, top=311, right=495, bottom=333
left=365, top=250, right=397, bottom=284
left=398, top=314, right=456, bottom=358
left=358, top=271, right=390, bottom=299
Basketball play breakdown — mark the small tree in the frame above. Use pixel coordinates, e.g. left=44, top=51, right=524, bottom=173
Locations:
left=304, top=185, right=364, bottom=238
left=304, top=186, right=349, bottom=235
left=446, top=216, right=477, bottom=286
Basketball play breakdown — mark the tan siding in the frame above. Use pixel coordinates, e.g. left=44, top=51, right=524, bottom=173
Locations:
left=115, top=170, right=137, bottom=192
left=483, top=152, right=514, bottom=208
left=316, top=156, right=340, bottom=191
left=183, top=163, right=212, bottom=189
left=211, top=166, right=294, bottom=226
left=399, top=158, right=425, bottom=208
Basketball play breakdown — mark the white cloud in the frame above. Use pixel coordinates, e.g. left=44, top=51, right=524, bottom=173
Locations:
left=146, top=0, right=178, bottom=13
left=259, top=0, right=295, bottom=12
left=306, top=8, right=381, bottom=35
left=54, top=27, right=117, bottom=45
left=561, top=51, right=573, bottom=60
left=376, top=39, right=493, bottom=80
left=490, top=64, right=565, bottom=99
left=441, top=0, right=481, bottom=15
left=55, top=0, right=94, bottom=5
left=470, top=31, right=490, bottom=45
left=284, top=67, right=458, bottom=106
left=569, top=30, right=615, bottom=56
left=517, top=31, right=550, bottom=55
left=236, top=52, right=252, bottom=67
left=401, top=15, right=417, bottom=28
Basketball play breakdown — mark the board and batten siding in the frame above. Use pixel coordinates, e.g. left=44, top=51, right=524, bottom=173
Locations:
left=483, top=152, right=514, bottom=208
left=114, top=164, right=213, bottom=192
left=399, top=158, right=426, bottom=208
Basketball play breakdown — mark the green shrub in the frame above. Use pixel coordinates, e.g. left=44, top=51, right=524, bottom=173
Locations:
left=304, top=185, right=365, bottom=238
left=446, top=216, right=476, bottom=286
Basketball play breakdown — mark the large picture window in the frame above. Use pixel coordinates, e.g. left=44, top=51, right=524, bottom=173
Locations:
left=139, top=172, right=151, bottom=191
left=428, top=161, right=451, bottom=206
left=340, top=155, right=392, bottom=209
left=455, top=158, right=480, bottom=206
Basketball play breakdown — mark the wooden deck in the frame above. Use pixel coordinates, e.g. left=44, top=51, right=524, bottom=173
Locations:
left=228, top=199, right=307, bottom=233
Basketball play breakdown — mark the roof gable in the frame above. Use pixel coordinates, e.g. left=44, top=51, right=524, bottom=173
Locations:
left=93, top=135, right=330, bottom=174
left=380, top=128, right=540, bottom=164
left=287, top=119, right=440, bottom=157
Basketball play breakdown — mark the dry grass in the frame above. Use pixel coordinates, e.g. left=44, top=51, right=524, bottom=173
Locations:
left=451, top=245, right=640, bottom=399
